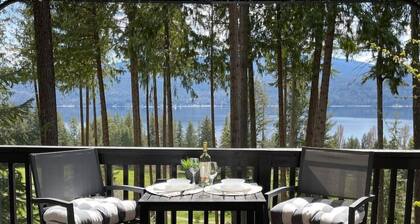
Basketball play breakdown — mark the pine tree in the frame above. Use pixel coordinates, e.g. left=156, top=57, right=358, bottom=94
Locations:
left=199, top=117, right=213, bottom=147
left=175, top=121, right=183, bottom=147
left=185, top=122, right=198, bottom=147
left=313, top=4, right=338, bottom=147
left=192, top=4, right=229, bottom=148
left=68, top=118, right=80, bottom=146
left=345, top=137, right=361, bottom=149
left=255, top=81, right=269, bottom=148
left=220, top=117, right=231, bottom=148
left=355, top=5, right=407, bottom=221
left=123, top=4, right=142, bottom=147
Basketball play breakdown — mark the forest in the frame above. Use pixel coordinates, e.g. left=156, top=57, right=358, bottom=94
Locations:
left=0, top=0, right=419, bottom=223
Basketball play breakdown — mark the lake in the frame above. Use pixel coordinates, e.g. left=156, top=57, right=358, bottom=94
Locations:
left=58, top=105, right=413, bottom=141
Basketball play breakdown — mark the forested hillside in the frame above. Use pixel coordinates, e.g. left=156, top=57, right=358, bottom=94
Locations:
left=10, top=58, right=412, bottom=108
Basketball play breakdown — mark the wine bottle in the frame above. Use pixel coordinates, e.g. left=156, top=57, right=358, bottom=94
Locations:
left=199, top=142, right=211, bottom=186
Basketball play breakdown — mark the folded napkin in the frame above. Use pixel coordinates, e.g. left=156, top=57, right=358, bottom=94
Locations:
left=145, top=183, right=204, bottom=198
left=159, top=186, right=203, bottom=197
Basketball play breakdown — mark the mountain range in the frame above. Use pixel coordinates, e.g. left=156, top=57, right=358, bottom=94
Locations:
left=10, top=58, right=412, bottom=108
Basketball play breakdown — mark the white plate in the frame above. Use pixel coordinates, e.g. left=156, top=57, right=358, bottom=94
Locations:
left=214, top=183, right=251, bottom=192
left=221, top=178, right=245, bottom=184
left=146, top=183, right=203, bottom=197
left=152, top=182, right=195, bottom=193
left=204, top=183, right=262, bottom=196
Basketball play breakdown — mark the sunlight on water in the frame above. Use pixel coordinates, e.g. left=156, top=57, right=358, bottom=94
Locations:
left=59, top=105, right=413, bottom=141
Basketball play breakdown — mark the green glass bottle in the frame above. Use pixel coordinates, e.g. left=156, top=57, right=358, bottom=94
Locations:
left=199, top=142, right=211, bottom=186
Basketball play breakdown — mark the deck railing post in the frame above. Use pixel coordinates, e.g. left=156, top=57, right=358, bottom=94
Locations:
left=25, top=163, right=33, bottom=224
left=258, top=152, right=271, bottom=194
left=371, top=169, right=380, bottom=224
left=8, top=162, right=16, bottom=224
left=404, top=169, right=414, bottom=224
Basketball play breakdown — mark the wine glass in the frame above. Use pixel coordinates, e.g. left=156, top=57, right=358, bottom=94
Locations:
left=188, top=158, right=200, bottom=185
left=209, top=162, right=219, bottom=185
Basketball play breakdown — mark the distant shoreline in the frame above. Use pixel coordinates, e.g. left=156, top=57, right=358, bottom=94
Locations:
left=53, top=104, right=413, bottom=109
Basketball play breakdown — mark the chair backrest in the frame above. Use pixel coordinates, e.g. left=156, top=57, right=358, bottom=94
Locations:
left=31, top=149, right=104, bottom=201
left=298, top=147, right=373, bottom=199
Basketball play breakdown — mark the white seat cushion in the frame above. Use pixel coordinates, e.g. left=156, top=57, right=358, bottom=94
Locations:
left=43, top=197, right=138, bottom=224
left=72, top=198, right=119, bottom=224
left=271, top=197, right=365, bottom=224
left=300, top=200, right=334, bottom=224
left=319, top=206, right=365, bottom=224
left=270, top=197, right=315, bottom=224
left=43, top=205, right=103, bottom=224
left=93, top=196, right=138, bottom=222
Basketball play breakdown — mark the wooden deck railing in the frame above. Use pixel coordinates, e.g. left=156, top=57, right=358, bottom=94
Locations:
left=0, top=146, right=419, bottom=224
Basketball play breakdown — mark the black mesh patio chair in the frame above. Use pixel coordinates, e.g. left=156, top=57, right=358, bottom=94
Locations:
left=31, top=149, right=144, bottom=224
left=266, top=147, right=375, bottom=224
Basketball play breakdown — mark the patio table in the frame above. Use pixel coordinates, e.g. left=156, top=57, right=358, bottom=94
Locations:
left=138, top=191, right=267, bottom=224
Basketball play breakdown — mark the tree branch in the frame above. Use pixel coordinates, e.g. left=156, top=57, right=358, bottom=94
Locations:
left=0, top=0, right=25, bottom=12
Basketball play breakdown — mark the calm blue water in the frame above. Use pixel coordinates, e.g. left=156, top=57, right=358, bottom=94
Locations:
left=58, top=105, right=413, bottom=141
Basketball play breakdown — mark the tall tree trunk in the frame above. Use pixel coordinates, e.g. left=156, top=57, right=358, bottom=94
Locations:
left=283, top=60, right=288, bottom=145
left=153, top=74, right=160, bottom=146
left=211, top=11, right=219, bottom=219
left=289, top=71, right=298, bottom=147
left=375, top=48, right=385, bottom=148
left=162, top=74, right=167, bottom=147
left=239, top=4, right=249, bottom=148
left=85, top=86, right=90, bottom=146
left=126, top=7, right=142, bottom=195
left=146, top=75, right=151, bottom=147
left=376, top=58, right=384, bottom=150
left=127, top=9, right=142, bottom=147
left=93, top=82, right=98, bottom=146
left=164, top=9, right=174, bottom=147
left=229, top=4, right=241, bottom=148
left=93, top=5, right=109, bottom=146
left=79, top=86, right=85, bottom=145
left=209, top=5, right=217, bottom=148
left=276, top=7, right=286, bottom=148
left=412, top=5, right=420, bottom=223
left=314, top=4, right=337, bottom=147
left=32, top=0, right=58, bottom=145
left=152, top=74, right=159, bottom=186
left=376, top=51, right=385, bottom=224
left=249, top=58, right=257, bottom=148
left=33, top=78, right=41, bottom=123
left=276, top=6, right=287, bottom=201
left=305, top=31, right=323, bottom=146
left=167, top=72, right=174, bottom=147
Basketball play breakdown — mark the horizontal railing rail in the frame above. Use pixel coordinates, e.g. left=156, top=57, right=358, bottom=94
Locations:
left=0, top=145, right=419, bottom=224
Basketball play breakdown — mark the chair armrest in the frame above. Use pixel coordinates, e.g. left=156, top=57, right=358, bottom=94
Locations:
left=349, top=195, right=375, bottom=210
left=105, top=185, right=145, bottom=195
left=32, top=198, right=75, bottom=224
left=33, top=197, right=73, bottom=207
left=348, top=195, right=375, bottom=224
left=265, top=186, right=296, bottom=198
left=265, top=186, right=297, bottom=209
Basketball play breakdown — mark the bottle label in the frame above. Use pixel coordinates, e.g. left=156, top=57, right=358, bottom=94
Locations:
left=199, top=162, right=211, bottom=186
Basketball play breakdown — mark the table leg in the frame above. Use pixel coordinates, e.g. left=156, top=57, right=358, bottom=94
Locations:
left=188, top=210, right=193, bottom=224
left=171, top=211, right=176, bottom=224
left=235, top=210, right=241, bottom=224
left=156, top=210, right=164, bottom=224
left=256, top=204, right=268, bottom=224
left=220, top=211, right=225, bottom=224
left=204, top=211, right=209, bottom=224
left=140, top=207, right=150, bottom=224
left=256, top=207, right=262, bottom=224
left=247, top=210, right=254, bottom=224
